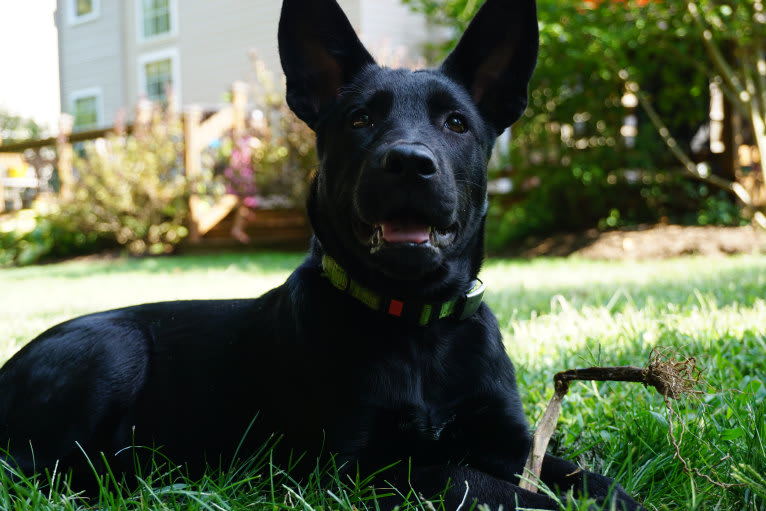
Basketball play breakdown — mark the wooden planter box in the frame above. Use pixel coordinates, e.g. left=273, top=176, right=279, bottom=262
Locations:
left=183, top=207, right=312, bottom=251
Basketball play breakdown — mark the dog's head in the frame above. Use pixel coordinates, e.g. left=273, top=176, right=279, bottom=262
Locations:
left=279, top=0, right=538, bottom=297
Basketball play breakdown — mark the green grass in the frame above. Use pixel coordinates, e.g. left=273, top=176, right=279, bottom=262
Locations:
left=2, top=252, right=765, bottom=510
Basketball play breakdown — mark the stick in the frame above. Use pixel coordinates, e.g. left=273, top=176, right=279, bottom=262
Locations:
left=519, top=378, right=568, bottom=492
left=519, top=366, right=646, bottom=492
left=520, top=348, right=703, bottom=493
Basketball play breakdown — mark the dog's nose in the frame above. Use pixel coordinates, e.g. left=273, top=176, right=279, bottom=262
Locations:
left=382, top=145, right=437, bottom=180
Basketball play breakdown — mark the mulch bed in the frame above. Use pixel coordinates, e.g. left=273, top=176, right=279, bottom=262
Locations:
left=499, top=224, right=766, bottom=260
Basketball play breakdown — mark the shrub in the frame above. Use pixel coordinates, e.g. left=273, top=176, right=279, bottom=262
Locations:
left=485, top=168, right=747, bottom=251
left=199, top=57, right=317, bottom=211
left=244, top=55, right=316, bottom=208
left=66, top=109, right=190, bottom=255
left=0, top=211, right=108, bottom=267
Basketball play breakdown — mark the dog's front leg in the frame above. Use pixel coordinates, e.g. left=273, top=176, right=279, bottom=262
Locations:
left=375, top=464, right=561, bottom=511
left=0, top=315, right=151, bottom=484
left=540, top=453, right=647, bottom=511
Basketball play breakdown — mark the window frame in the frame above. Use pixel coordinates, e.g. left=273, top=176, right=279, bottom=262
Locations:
left=69, top=87, right=104, bottom=131
left=136, top=0, right=178, bottom=43
left=67, top=0, right=101, bottom=26
left=137, top=48, right=181, bottom=104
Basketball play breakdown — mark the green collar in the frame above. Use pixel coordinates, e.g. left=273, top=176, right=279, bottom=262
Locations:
left=320, top=254, right=485, bottom=327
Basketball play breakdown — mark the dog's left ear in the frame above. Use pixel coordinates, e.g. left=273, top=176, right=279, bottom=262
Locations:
left=278, top=0, right=376, bottom=129
left=440, top=0, right=539, bottom=134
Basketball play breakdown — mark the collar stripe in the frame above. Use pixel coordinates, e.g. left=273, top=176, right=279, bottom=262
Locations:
left=320, top=254, right=485, bottom=327
left=388, top=300, right=404, bottom=317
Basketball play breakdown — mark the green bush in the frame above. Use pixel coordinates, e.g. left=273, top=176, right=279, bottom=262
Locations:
left=250, top=58, right=317, bottom=207
left=67, top=110, right=189, bottom=255
left=1, top=110, right=192, bottom=266
left=485, top=167, right=747, bottom=250
left=0, top=213, right=108, bottom=267
left=481, top=0, right=718, bottom=247
left=0, top=108, right=43, bottom=143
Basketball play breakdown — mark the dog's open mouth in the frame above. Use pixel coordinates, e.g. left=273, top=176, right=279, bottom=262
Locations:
left=364, top=220, right=457, bottom=252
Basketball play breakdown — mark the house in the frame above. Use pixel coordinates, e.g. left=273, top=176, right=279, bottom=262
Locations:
left=55, top=0, right=432, bottom=131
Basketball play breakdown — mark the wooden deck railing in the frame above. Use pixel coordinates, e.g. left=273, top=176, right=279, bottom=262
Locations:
left=0, top=82, right=253, bottom=241
left=184, top=81, right=248, bottom=241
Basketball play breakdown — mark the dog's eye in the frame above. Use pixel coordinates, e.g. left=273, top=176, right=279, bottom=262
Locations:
left=351, top=111, right=373, bottom=129
left=445, top=114, right=468, bottom=133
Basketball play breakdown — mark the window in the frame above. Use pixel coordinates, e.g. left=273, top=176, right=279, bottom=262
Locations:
left=139, top=0, right=176, bottom=40
left=76, top=0, right=94, bottom=16
left=139, top=49, right=181, bottom=105
left=70, top=89, right=102, bottom=130
left=68, top=0, right=100, bottom=25
left=144, top=58, right=172, bottom=103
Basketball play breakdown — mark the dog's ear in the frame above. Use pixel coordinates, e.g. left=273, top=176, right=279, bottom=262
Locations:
left=278, top=0, right=375, bottom=128
left=440, top=0, right=539, bottom=134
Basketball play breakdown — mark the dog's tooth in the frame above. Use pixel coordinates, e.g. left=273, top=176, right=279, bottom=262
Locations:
left=371, top=225, right=383, bottom=247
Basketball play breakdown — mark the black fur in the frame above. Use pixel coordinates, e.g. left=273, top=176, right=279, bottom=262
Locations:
left=0, top=1, right=645, bottom=509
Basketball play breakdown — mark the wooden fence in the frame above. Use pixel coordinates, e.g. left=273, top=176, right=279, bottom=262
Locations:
left=0, top=82, right=310, bottom=246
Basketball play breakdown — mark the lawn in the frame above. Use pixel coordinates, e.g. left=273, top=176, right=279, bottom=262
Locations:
left=1, top=252, right=765, bottom=510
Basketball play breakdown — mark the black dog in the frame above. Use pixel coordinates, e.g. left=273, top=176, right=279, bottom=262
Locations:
left=0, top=0, right=645, bottom=509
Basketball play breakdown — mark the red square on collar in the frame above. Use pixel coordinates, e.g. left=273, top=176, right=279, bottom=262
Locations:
left=388, top=299, right=404, bottom=317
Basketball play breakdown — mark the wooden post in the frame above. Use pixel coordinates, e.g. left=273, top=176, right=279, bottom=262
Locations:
left=165, top=86, right=179, bottom=122
left=56, top=113, right=74, bottom=202
left=708, top=80, right=736, bottom=181
left=113, top=107, right=127, bottom=136
left=720, top=97, right=736, bottom=181
left=134, top=99, right=153, bottom=139
left=183, top=106, right=203, bottom=179
left=231, top=81, right=248, bottom=137
left=184, top=105, right=203, bottom=242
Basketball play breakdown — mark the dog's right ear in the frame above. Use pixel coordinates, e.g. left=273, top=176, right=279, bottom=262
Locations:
left=279, top=0, right=375, bottom=128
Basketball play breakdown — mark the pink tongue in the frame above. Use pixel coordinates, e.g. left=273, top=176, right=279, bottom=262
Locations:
left=381, top=222, right=430, bottom=244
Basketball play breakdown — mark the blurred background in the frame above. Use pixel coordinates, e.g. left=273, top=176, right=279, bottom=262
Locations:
left=0, top=0, right=764, bottom=265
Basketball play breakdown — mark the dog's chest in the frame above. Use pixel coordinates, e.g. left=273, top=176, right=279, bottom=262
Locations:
left=333, top=337, right=487, bottom=463
left=389, top=402, right=457, bottom=445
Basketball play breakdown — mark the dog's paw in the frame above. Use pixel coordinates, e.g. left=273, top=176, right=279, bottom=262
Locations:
left=563, top=483, right=647, bottom=511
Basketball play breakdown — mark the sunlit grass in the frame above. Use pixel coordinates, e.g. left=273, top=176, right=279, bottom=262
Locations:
left=0, top=253, right=303, bottom=360
left=2, top=252, right=765, bottom=509
left=482, top=255, right=766, bottom=510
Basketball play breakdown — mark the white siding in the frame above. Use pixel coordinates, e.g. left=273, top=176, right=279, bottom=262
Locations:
left=57, top=0, right=429, bottom=126
left=176, top=0, right=283, bottom=108
left=337, top=0, right=363, bottom=32
left=124, top=0, right=364, bottom=111
left=172, top=0, right=366, bottom=109
left=123, top=0, right=286, bottom=111
left=56, top=0, right=123, bottom=130
left=359, top=0, right=427, bottom=64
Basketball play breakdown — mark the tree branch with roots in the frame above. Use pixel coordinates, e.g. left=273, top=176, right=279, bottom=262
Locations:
left=520, top=346, right=740, bottom=493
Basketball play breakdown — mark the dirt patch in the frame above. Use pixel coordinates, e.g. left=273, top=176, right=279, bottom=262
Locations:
left=503, top=225, right=766, bottom=260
